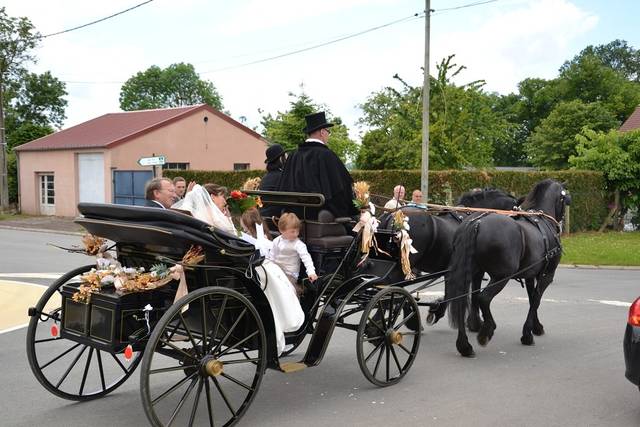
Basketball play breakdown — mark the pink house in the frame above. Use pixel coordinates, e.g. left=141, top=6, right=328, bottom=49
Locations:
left=15, top=104, right=268, bottom=217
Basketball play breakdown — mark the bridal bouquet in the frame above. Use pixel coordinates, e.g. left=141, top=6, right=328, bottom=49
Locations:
left=226, top=190, right=263, bottom=216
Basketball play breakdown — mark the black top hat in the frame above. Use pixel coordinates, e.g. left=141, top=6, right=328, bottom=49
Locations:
left=303, top=111, right=334, bottom=134
left=264, top=144, right=286, bottom=164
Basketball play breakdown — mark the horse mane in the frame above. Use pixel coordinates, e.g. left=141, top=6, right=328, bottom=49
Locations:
left=519, top=179, right=556, bottom=210
left=456, top=187, right=514, bottom=206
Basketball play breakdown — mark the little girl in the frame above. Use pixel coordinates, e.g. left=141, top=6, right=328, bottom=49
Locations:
left=240, top=208, right=304, bottom=355
left=269, top=212, right=317, bottom=295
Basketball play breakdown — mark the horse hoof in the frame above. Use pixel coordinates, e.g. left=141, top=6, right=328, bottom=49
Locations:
left=532, top=324, right=545, bottom=336
left=521, top=335, right=535, bottom=346
left=456, top=341, right=475, bottom=357
left=426, top=313, right=436, bottom=325
left=477, top=334, right=489, bottom=347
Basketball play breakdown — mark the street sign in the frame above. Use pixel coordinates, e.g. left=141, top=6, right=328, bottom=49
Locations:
left=138, top=155, right=166, bottom=166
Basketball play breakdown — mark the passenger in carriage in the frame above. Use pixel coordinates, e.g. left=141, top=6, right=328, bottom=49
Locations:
left=259, top=144, right=287, bottom=218
left=383, top=185, right=406, bottom=211
left=278, top=111, right=358, bottom=219
left=268, top=213, right=318, bottom=296
left=240, top=208, right=304, bottom=354
left=144, top=177, right=177, bottom=209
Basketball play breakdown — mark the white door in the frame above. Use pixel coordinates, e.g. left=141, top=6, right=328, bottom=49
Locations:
left=39, top=174, right=55, bottom=215
left=78, top=153, right=105, bottom=203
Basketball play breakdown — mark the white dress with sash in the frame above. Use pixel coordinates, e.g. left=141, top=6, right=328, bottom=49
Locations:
left=173, top=186, right=304, bottom=354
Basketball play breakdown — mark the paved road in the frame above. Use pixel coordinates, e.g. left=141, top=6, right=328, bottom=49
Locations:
left=1, top=229, right=639, bottom=426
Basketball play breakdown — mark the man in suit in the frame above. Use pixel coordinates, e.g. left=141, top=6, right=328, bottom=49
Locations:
left=144, top=177, right=176, bottom=209
left=278, top=111, right=358, bottom=219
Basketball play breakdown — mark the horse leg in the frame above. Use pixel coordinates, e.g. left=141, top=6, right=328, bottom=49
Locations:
left=466, top=271, right=484, bottom=332
left=533, top=276, right=554, bottom=336
left=521, top=278, right=537, bottom=345
left=476, top=277, right=509, bottom=347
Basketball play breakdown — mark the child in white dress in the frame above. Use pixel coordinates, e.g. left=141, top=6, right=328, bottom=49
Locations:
left=269, top=213, right=317, bottom=296
left=240, top=209, right=304, bottom=355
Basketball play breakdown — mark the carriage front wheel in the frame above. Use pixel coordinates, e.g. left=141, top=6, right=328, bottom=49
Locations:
left=356, top=286, right=421, bottom=387
left=140, top=286, right=267, bottom=427
left=26, top=264, right=143, bottom=401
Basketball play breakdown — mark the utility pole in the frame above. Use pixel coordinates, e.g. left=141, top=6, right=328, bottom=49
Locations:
left=421, top=0, right=431, bottom=202
left=0, top=83, right=8, bottom=210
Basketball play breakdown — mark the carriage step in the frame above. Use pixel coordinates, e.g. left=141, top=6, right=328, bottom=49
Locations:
left=279, top=362, right=307, bottom=373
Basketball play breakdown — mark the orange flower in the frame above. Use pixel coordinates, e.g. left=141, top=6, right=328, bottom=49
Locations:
left=230, top=190, right=245, bottom=199
left=255, top=196, right=263, bottom=208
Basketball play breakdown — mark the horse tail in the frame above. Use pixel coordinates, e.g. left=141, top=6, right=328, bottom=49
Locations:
left=446, top=219, right=480, bottom=329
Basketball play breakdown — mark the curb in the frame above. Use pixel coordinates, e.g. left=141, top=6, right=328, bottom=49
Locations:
left=558, top=264, right=640, bottom=271
left=0, top=225, right=83, bottom=236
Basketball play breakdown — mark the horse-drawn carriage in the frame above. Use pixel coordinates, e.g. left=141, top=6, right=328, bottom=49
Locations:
left=26, top=180, right=571, bottom=426
left=26, top=191, right=425, bottom=426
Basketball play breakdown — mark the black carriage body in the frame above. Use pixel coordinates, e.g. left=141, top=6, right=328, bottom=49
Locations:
left=64, top=203, right=281, bottom=366
left=60, top=283, right=168, bottom=353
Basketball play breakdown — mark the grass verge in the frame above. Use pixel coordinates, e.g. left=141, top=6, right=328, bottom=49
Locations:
left=561, top=231, right=640, bottom=266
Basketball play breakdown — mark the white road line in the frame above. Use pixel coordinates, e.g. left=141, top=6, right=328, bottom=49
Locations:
left=0, top=323, right=29, bottom=335
left=0, top=279, right=49, bottom=289
left=0, top=273, right=62, bottom=279
left=587, top=299, right=631, bottom=307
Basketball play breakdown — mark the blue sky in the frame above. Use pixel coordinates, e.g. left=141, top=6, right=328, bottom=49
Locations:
left=4, top=0, right=640, bottom=139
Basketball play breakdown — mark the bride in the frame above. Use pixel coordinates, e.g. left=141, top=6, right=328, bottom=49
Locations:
left=173, top=185, right=304, bottom=355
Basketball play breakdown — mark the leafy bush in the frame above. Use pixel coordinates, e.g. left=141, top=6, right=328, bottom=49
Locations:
left=164, top=169, right=606, bottom=232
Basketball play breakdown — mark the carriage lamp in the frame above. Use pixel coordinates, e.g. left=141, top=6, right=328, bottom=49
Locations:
left=50, top=324, right=59, bottom=337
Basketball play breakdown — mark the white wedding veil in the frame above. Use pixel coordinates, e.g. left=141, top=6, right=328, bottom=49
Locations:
left=172, top=184, right=236, bottom=234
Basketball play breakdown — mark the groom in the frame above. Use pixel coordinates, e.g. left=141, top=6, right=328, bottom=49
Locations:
left=278, top=111, right=357, bottom=219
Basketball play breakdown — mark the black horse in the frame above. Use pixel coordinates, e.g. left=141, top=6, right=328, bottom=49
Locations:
left=445, top=179, right=570, bottom=357
left=456, top=187, right=519, bottom=211
left=386, top=188, right=519, bottom=326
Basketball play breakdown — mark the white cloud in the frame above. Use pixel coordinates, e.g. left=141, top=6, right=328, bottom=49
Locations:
left=430, top=0, right=599, bottom=93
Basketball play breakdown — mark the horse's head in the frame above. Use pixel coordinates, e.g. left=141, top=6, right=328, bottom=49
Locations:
left=520, top=179, right=571, bottom=221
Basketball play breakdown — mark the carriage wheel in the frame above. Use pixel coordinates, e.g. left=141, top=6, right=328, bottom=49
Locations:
left=356, top=287, right=421, bottom=387
left=26, top=265, right=143, bottom=401
left=141, top=287, right=267, bottom=427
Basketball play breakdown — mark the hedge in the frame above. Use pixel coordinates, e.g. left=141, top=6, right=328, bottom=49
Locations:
left=163, top=169, right=607, bottom=232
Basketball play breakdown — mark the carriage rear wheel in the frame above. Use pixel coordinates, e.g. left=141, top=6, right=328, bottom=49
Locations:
left=140, top=286, right=267, bottom=427
left=356, top=287, right=421, bottom=387
left=26, top=265, right=142, bottom=401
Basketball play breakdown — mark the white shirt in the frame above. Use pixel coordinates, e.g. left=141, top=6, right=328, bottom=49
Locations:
left=305, top=138, right=325, bottom=145
left=384, top=198, right=404, bottom=210
left=268, top=236, right=316, bottom=279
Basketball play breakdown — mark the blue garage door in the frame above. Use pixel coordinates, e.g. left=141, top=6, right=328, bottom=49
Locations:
left=113, top=171, right=153, bottom=206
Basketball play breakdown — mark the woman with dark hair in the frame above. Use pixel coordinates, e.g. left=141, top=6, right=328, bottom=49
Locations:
left=204, top=183, right=229, bottom=216
left=259, top=144, right=286, bottom=217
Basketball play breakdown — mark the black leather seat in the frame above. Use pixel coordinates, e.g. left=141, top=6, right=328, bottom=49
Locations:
left=304, top=210, right=353, bottom=249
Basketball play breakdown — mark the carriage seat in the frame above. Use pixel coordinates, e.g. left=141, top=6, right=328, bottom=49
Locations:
left=304, top=210, right=353, bottom=250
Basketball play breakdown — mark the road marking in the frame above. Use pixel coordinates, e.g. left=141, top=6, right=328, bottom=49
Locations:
left=0, top=273, right=62, bottom=279
left=587, top=299, right=631, bottom=308
left=0, top=280, right=50, bottom=333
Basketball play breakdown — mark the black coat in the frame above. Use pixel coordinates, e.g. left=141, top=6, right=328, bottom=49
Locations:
left=259, top=168, right=283, bottom=217
left=144, top=199, right=165, bottom=209
left=278, top=141, right=357, bottom=219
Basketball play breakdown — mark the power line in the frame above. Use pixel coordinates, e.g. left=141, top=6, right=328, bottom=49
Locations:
left=61, top=11, right=424, bottom=84
left=42, top=0, right=154, bottom=38
left=433, top=0, right=499, bottom=14
left=200, top=12, right=424, bottom=74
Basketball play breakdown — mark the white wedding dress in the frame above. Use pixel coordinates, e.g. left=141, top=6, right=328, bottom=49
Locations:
left=173, top=186, right=304, bottom=354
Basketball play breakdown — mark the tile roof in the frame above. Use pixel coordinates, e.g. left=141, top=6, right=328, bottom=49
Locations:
left=620, top=105, right=640, bottom=132
left=15, top=104, right=265, bottom=151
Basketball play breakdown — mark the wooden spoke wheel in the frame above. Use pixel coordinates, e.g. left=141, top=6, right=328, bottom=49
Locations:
left=140, top=287, right=267, bottom=427
left=356, top=287, right=421, bottom=387
left=26, top=265, right=142, bottom=401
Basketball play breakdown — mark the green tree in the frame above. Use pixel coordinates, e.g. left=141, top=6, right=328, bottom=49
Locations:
left=559, top=53, right=640, bottom=122
left=119, top=63, right=223, bottom=111
left=561, top=39, right=640, bottom=83
left=261, top=91, right=358, bottom=163
left=357, top=55, right=511, bottom=169
left=570, top=128, right=640, bottom=228
left=527, top=100, right=618, bottom=169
